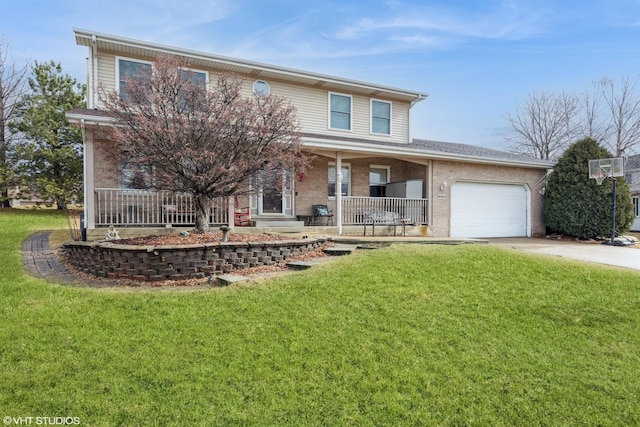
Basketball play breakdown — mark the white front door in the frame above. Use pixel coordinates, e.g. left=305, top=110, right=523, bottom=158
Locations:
left=255, top=171, right=293, bottom=216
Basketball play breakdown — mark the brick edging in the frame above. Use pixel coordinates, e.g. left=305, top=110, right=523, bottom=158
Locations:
left=63, top=238, right=327, bottom=282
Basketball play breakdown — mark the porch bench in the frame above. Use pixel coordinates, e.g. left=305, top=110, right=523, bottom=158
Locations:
left=163, top=204, right=195, bottom=224
left=363, top=210, right=412, bottom=236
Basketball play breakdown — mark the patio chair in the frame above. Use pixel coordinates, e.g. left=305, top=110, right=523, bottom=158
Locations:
left=311, top=204, right=334, bottom=226
left=234, top=196, right=251, bottom=226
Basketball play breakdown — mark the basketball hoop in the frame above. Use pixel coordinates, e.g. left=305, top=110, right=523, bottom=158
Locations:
left=588, top=157, right=624, bottom=245
left=589, top=158, right=623, bottom=184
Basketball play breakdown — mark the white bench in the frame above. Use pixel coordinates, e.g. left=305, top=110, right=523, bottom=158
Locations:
left=363, top=210, right=411, bottom=236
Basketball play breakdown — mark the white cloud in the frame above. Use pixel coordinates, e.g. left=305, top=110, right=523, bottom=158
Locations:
left=331, top=1, right=549, bottom=44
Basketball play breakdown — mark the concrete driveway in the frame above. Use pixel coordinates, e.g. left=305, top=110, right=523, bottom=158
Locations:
left=489, top=237, right=640, bottom=271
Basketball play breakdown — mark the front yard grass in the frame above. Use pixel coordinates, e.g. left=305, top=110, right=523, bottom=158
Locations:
left=1, top=209, right=639, bottom=425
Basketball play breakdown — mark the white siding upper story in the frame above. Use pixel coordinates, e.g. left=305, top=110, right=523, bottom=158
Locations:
left=80, top=29, right=424, bottom=146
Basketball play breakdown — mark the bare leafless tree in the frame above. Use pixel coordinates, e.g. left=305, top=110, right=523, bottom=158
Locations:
left=101, top=55, right=308, bottom=233
left=577, top=80, right=610, bottom=144
left=0, top=37, right=29, bottom=207
left=506, top=90, right=579, bottom=161
left=598, top=75, right=640, bottom=157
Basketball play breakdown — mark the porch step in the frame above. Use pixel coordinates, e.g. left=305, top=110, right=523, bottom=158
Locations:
left=217, top=274, right=249, bottom=286
left=254, top=220, right=305, bottom=227
left=323, top=245, right=356, bottom=256
left=285, top=261, right=315, bottom=270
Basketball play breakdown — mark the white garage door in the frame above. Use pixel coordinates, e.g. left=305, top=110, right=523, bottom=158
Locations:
left=450, top=182, right=528, bottom=238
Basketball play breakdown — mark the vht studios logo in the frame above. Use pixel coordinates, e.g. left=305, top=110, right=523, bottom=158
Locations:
left=3, top=417, right=80, bottom=425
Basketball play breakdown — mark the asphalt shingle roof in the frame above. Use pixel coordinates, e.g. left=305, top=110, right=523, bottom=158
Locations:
left=410, top=138, right=551, bottom=165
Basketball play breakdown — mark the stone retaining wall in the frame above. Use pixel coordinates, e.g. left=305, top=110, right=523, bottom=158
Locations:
left=63, top=238, right=327, bottom=282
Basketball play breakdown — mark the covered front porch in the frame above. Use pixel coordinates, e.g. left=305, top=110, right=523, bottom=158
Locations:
left=88, top=188, right=429, bottom=239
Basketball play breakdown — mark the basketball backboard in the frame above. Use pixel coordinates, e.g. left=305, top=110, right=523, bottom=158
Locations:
left=589, top=157, right=624, bottom=185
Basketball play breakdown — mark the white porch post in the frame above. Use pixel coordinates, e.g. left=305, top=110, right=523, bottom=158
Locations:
left=336, top=152, right=343, bottom=236
left=427, top=159, right=433, bottom=228
left=83, top=121, right=95, bottom=229
left=228, top=196, right=235, bottom=228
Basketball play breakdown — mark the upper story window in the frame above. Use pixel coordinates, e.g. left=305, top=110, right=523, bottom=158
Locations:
left=371, top=99, right=391, bottom=135
left=177, top=68, right=208, bottom=111
left=178, top=68, right=207, bottom=90
left=253, top=80, right=270, bottom=96
left=329, top=93, right=352, bottom=131
left=117, top=58, right=153, bottom=99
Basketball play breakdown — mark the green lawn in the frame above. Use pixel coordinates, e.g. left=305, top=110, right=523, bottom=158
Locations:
left=1, top=209, right=639, bottom=426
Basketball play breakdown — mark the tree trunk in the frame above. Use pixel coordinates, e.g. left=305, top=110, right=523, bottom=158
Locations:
left=193, top=195, right=210, bottom=233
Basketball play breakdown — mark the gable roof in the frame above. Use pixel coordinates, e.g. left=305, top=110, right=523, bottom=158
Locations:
left=73, top=28, right=428, bottom=104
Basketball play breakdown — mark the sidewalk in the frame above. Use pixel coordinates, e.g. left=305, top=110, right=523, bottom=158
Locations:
left=489, top=237, right=640, bottom=271
left=22, top=231, right=80, bottom=285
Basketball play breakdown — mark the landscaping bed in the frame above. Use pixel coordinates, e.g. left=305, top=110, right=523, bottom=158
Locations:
left=63, top=231, right=330, bottom=282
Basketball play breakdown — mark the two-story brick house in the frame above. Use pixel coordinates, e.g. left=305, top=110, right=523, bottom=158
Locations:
left=66, top=29, right=552, bottom=240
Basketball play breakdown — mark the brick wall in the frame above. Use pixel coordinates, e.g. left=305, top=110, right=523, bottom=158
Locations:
left=64, top=237, right=327, bottom=282
left=294, top=156, right=428, bottom=216
left=430, top=160, right=547, bottom=237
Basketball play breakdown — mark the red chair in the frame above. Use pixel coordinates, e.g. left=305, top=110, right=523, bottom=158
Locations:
left=234, top=196, right=251, bottom=226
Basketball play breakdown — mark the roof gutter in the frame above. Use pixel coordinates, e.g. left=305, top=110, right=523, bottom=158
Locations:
left=302, top=136, right=554, bottom=169
left=74, top=28, right=428, bottom=102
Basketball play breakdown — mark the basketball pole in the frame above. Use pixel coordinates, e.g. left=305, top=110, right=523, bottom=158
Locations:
left=610, top=177, right=617, bottom=245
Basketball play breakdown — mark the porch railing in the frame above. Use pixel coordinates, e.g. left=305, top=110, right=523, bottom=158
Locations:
left=341, top=196, right=428, bottom=225
left=94, top=189, right=228, bottom=226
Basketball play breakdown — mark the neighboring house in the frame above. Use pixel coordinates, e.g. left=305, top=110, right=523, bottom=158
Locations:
left=66, top=29, right=552, bottom=240
left=8, top=186, right=52, bottom=208
left=625, top=154, right=640, bottom=231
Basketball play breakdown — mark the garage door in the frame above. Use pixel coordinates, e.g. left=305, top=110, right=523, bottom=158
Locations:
left=450, top=182, right=528, bottom=238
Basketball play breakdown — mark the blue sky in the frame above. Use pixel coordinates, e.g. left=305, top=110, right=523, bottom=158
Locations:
left=4, top=0, right=640, bottom=150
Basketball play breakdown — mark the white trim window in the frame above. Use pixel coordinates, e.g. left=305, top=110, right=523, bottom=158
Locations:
left=328, top=163, right=351, bottom=197
left=119, top=155, right=154, bottom=190
left=633, top=196, right=639, bottom=218
left=371, top=99, right=391, bottom=135
left=116, top=57, right=153, bottom=99
left=369, top=165, right=390, bottom=185
left=178, top=68, right=208, bottom=90
left=253, top=80, right=270, bottom=97
left=329, top=92, right=352, bottom=131
left=177, top=68, right=208, bottom=111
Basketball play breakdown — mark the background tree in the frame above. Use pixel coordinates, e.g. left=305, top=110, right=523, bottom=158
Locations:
left=506, top=90, right=579, bottom=161
left=10, top=61, right=85, bottom=209
left=507, top=74, right=640, bottom=160
left=0, top=38, right=29, bottom=207
left=598, top=75, right=640, bottom=156
left=101, top=55, right=308, bottom=233
left=544, top=137, right=634, bottom=239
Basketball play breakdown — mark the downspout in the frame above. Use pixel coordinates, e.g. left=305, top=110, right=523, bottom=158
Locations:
left=427, top=159, right=433, bottom=232
left=409, top=94, right=428, bottom=143
left=91, top=34, right=98, bottom=108
left=336, top=152, right=343, bottom=236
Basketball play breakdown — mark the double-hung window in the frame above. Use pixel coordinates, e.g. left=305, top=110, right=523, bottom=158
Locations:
left=177, top=68, right=208, bottom=111
left=328, top=163, right=351, bottom=197
left=371, top=99, right=391, bottom=135
left=178, top=68, right=207, bottom=89
left=118, top=58, right=153, bottom=99
left=329, top=93, right=352, bottom=131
